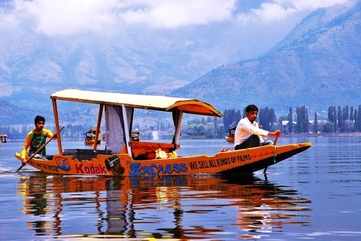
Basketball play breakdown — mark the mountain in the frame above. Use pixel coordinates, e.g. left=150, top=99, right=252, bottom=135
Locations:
left=173, top=1, right=361, bottom=110
left=0, top=34, right=197, bottom=107
left=0, top=25, right=250, bottom=111
left=1, top=29, right=224, bottom=124
left=0, top=100, right=36, bottom=124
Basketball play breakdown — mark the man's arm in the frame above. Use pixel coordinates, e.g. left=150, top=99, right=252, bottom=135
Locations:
left=23, top=134, right=31, bottom=151
left=241, top=121, right=269, bottom=136
left=241, top=122, right=281, bottom=138
left=19, top=134, right=32, bottom=161
left=45, top=129, right=56, bottom=139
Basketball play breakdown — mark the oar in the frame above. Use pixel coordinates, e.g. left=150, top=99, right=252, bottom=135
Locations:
left=264, top=134, right=280, bottom=178
left=16, top=127, right=64, bottom=173
left=273, top=135, right=279, bottom=145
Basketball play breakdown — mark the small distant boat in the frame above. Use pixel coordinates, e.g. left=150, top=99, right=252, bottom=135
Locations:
left=15, top=89, right=311, bottom=176
left=0, top=134, right=8, bottom=143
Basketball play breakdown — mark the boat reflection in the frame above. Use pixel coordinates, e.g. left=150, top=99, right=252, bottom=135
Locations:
left=17, top=174, right=311, bottom=239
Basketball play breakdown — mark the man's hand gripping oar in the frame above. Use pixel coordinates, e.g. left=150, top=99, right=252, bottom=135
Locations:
left=270, top=130, right=281, bottom=145
left=15, top=127, right=64, bottom=173
left=263, top=130, right=281, bottom=177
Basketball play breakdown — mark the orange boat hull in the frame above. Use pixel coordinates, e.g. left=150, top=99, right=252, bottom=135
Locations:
left=20, top=143, right=311, bottom=176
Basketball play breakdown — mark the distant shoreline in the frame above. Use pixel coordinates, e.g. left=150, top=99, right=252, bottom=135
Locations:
left=4, top=133, right=361, bottom=143
left=281, top=132, right=361, bottom=137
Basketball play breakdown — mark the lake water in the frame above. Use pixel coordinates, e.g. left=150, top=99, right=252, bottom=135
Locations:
left=1, top=137, right=361, bottom=240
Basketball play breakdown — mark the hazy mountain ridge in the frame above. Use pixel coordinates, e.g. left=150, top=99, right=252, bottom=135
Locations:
left=173, top=1, right=361, bottom=110
left=0, top=26, right=246, bottom=110
left=1, top=1, right=360, bottom=124
left=0, top=99, right=35, bottom=124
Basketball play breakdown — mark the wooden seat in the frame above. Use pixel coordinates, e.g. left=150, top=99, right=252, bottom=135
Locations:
left=129, top=141, right=179, bottom=160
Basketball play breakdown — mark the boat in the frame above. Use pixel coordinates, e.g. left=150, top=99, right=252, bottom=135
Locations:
left=15, top=89, right=311, bottom=176
left=0, top=134, right=8, bottom=143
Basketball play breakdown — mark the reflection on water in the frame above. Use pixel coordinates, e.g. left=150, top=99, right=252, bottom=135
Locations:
left=17, top=174, right=311, bottom=240
left=3, top=137, right=361, bottom=240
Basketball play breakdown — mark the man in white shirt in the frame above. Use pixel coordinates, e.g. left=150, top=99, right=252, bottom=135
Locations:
left=234, top=105, right=281, bottom=150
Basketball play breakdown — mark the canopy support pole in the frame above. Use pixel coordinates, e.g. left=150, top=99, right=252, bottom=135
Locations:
left=121, top=104, right=132, bottom=157
left=93, top=104, right=103, bottom=151
left=51, top=97, right=63, bottom=155
left=173, top=111, right=183, bottom=146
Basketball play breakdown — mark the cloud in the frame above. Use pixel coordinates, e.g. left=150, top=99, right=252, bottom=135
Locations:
left=120, top=0, right=236, bottom=28
left=237, top=0, right=352, bottom=23
left=0, top=11, right=18, bottom=29
left=5, top=0, right=236, bottom=36
left=14, top=0, right=119, bottom=35
left=0, top=0, right=353, bottom=35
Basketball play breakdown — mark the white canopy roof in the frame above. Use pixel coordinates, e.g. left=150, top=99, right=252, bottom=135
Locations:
left=51, top=89, right=222, bottom=117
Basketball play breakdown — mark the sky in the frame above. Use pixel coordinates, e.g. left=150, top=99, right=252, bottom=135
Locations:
left=0, top=0, right=354, bottom=98
left=0, top=0, right=350, bottom=35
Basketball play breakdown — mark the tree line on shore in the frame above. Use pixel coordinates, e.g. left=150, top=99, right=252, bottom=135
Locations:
left=2, top=105, right=361, bottom=140
left=223, top=105, right=361, bottom=134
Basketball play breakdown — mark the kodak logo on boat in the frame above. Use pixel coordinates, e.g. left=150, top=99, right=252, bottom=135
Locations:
left=75, top=163, right=107, bottom=175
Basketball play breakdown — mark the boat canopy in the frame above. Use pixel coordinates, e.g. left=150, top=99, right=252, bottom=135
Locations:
left=51, top=89, right=222, bottom=117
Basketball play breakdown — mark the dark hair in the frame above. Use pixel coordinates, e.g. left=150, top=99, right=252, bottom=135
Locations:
left=245, top=104, right=258, bottom=113
left=34, top=115, right=45, bottom=125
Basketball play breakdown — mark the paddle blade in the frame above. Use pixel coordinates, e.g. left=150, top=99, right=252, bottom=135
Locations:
left=15, top=163, right=26, bottom=173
